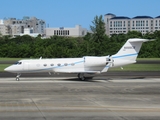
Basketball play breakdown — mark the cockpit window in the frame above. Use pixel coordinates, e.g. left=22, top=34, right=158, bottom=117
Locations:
left=14, top=62, right=22, bottom=65
left=14, top=62, right=18, bottom=65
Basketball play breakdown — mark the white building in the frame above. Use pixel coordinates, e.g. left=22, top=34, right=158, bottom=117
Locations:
left=20, top=28, right=40, bottom=37
left=45, top=25, right=88, bottom=38
left=0, top=19, right=9, bottom=35
left=104, top=13, right=160, bottom=36
left=0, top=16, right=46, bottom=36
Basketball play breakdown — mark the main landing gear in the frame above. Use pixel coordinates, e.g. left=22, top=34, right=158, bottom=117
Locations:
left=77, top=73, right=86, bottom=81
left=16, top=73, right=21, bottom=81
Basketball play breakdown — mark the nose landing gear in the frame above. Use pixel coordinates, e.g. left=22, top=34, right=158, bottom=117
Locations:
left=16, top=73, right=21, bottom=81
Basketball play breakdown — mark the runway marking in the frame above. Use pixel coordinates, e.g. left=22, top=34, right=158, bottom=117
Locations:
left=0, top=105, right=160, bottom=112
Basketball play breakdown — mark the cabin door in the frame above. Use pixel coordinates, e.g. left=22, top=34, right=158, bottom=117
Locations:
left=23, top=62, right=29, bottom=71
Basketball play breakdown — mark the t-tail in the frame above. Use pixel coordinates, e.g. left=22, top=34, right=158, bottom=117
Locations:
left=110, top=38, right=154, bottom=67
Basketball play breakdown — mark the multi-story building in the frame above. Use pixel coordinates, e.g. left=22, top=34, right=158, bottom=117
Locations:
left=45, top=25, right=88, bottom=38
left=0, top=16, right=46, bottom=37
left=0, top=20, right=9, bottom=35
left=104, top=13, right=160, bottom=36
left=153, top=16, right=160, bottom=31
left=20, top=28, right=41, bottom=37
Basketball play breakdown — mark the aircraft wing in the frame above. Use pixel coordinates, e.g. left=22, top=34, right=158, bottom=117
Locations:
left=59, top=71, right=101, bottom=74
left=55, top=63, right=112, bottom=74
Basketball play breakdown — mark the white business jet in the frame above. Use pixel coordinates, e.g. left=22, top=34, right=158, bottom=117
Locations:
left=4, top=38, right=153, bottom=81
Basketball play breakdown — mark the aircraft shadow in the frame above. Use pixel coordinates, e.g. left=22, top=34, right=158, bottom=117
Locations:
left=63, top=77, right=112, bottom=82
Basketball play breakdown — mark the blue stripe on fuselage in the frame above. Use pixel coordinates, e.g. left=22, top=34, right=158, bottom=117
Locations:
left=105, top=53, right=138, bottom=68
left=112, top=53, right=138, bottom=59
left=22, top=60, right=84, bottom=73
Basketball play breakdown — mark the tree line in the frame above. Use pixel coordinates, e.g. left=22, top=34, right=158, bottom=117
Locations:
left=0, top=15, right=160, bottom=58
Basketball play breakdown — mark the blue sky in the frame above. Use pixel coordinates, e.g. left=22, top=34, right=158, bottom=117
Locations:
left=0, top=0, right=159, bottom=29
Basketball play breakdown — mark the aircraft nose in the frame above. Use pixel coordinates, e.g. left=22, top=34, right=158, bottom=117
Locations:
left=4, top=67, right=10, bottom=72
left=4, top=66, right=13, bottom=72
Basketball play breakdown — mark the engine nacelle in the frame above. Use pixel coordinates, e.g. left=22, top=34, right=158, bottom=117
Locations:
left=84, top=56, right=108, bottom=71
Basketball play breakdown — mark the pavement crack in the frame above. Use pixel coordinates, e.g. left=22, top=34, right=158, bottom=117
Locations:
left=31, top=98, right=47, bottom=120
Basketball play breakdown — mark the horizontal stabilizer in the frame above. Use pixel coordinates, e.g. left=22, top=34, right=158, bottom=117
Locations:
left=128, top=38, right=155, bottom=42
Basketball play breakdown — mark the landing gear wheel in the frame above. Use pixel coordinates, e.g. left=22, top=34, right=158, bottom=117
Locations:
left=78, top=73, right=80, bottom=79
left=81, top=76, right=85, bottom=81
left=16, top=77, right=19, bottom=81
left=77, top=73, right=86, bottom=81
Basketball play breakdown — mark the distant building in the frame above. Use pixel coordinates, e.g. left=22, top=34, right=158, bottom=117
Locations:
left=0, top=20, right=9, bottom=35
left=20, top=28, right=40, bottom=37
left=45, top=25, right=88, bottom=38
left=0, top=16, right=46, bottom=37
left=104, top=13, right=160, bottom=36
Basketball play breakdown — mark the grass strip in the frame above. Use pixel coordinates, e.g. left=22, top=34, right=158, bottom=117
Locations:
left=0, top=64, right=11, bottom=72
left=109, top=64, right=160, bottom=71
left=137, top=58, right=160, bottom=60
left=0, top=58, right=22, bottom=61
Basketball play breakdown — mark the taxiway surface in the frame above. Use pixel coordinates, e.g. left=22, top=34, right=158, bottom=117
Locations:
left=0, top=77, right=160, bottom=120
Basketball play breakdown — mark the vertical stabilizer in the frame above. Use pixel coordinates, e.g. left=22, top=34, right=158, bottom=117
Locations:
left=112, top=38, right=151, bottom=61
left=109, top=38, right=154, bottom=67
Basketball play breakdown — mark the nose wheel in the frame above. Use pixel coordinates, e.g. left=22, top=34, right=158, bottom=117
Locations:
left=78, top=73, right=86, bottom=81
left=16, top=73, right=21, bottom=81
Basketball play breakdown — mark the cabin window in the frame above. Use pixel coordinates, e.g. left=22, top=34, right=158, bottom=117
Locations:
left=64, top=63, right=68, bottom=66
left=71, top=63, right=75, bottom=66
left=50, top=64, right=54, bottom=66
left=57, top=63, right=61, bottom=66
left=43, top=64, right=47, bottom=67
